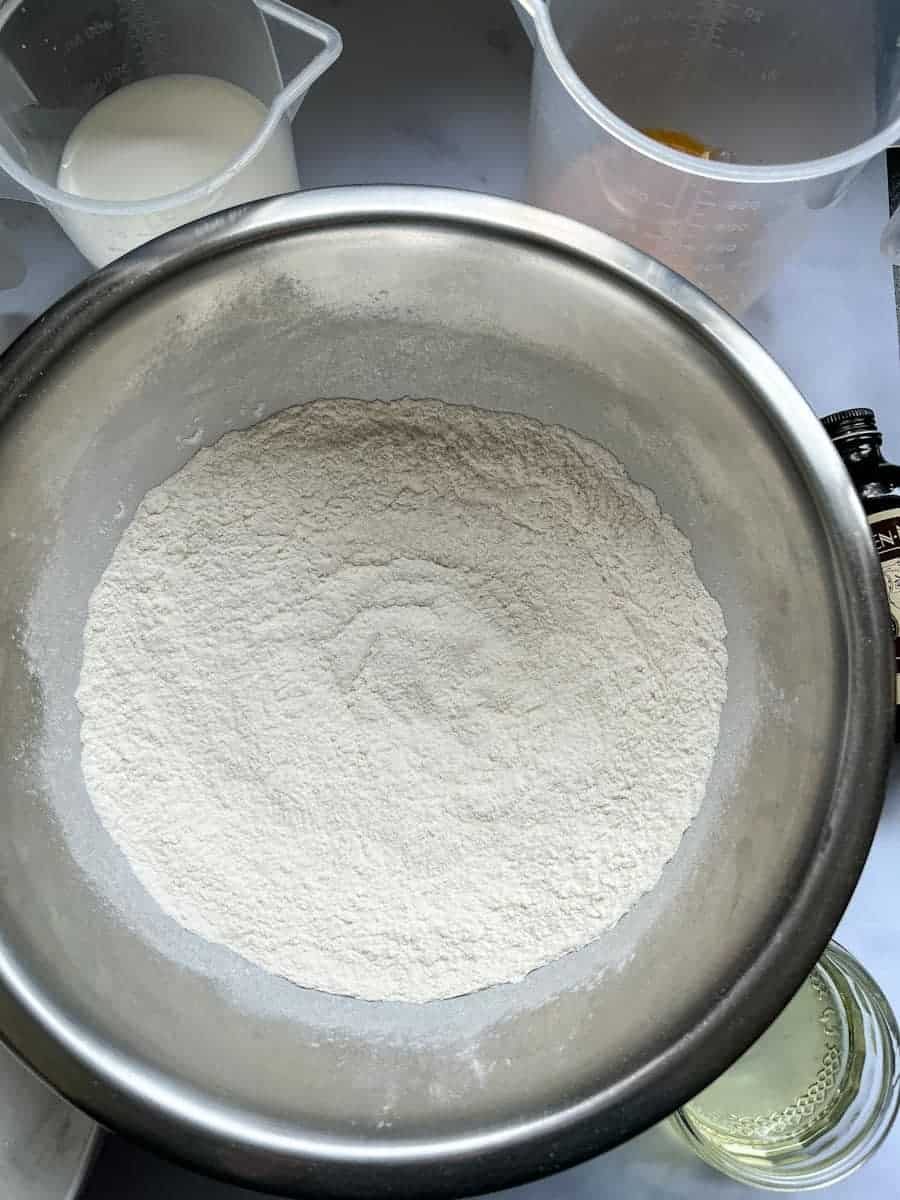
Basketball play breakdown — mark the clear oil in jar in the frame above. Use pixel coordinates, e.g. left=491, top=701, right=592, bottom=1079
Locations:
left=684, top=963, right=863, bottom=1159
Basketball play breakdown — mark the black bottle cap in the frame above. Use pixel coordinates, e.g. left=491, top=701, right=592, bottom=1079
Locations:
left=821, top=408, right=878, bottom=440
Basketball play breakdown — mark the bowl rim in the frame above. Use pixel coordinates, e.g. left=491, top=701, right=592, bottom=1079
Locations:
left=0, top=186, right=892, bottom=1199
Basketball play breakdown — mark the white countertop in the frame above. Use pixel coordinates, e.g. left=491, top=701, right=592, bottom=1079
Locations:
left=1, top=1, right=897, bottom=1197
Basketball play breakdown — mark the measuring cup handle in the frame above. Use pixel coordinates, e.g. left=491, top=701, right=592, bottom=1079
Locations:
left=509, top=0, right=539, bottom=45
left=0, top=177, right=38, bottom=204
left=880, top=207, right=900, bottom=261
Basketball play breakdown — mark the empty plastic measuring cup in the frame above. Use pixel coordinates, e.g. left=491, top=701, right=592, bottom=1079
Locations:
left=0, top=0, right=341, bottom=267
left=513, top=0, right=900, bottom=314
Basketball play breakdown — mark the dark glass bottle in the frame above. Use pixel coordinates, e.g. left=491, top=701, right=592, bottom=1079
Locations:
left=822, top=408, right=900, bottom=740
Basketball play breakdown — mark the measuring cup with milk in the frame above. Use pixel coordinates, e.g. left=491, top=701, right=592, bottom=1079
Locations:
left=0, top=0, right=341, bottom=268
left=513, top=0, right=900, bottom=314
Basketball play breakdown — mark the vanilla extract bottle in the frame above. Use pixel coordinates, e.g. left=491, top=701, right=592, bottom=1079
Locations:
left=822, top=408, right=900, bottom=739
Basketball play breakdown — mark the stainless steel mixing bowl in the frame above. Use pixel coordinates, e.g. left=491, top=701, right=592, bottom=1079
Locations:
left=0, top=187, right=892, bottom=1198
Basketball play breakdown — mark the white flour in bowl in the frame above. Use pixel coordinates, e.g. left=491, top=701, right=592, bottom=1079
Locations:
left=76, top=398, right=727, bottom=1003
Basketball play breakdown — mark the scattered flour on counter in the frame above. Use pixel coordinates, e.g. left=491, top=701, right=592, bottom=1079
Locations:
left=76, top=398, right=728, bottom=1003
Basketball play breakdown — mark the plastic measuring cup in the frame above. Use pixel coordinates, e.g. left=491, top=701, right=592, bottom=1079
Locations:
left=513, top=0, right=900, bottom=313
left=0, top=0, right=341, bottom=267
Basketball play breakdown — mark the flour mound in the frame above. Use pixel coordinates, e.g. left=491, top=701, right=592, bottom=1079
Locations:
left=77, top=398, right=728, bottom=1003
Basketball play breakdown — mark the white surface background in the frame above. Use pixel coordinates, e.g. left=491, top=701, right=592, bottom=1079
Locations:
left=0, top=1, right=897, bottom=1196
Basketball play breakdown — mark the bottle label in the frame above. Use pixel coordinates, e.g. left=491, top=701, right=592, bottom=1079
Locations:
left=869, top=507, right=900, bottom=705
